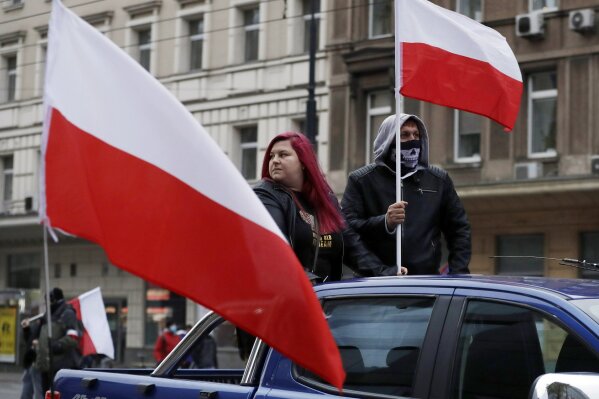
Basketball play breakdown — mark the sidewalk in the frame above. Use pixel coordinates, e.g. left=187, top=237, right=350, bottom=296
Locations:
left=0, top=370, right=23, bottom=398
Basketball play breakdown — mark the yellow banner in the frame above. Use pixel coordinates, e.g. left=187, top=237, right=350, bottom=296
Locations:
left=0, top=306, right=17, bottom=363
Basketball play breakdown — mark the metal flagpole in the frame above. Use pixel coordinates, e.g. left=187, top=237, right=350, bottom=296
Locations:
left=394, top=0, right=403, bottom=271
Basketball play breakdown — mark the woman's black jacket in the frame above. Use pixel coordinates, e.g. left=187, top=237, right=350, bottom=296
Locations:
left=254, top=179, right=398, bottom=280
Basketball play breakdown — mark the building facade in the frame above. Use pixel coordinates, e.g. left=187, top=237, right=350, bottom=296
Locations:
left=326, top=0, right=599, bottom=278
left=0, top=0, right=598, bottom=368
left=0, top=0, right=331, bottom=366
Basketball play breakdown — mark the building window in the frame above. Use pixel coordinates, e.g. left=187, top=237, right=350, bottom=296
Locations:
left=189, top=18, right=204, bottom=71
left=54, top=263, right=61, bottom=279
left=5, top=56, right=17, bottom=102
left=239, top=126, right=258, bottom=180
left=1, top=155, right=13, bottom=212
left=7, top=253, right=41, bottom=289
left=457, top=0, right=483, bottom=21
left=580, top=232, right=599, bottom=279
left=302, top=0, right=321, bottom=52
left=70, top=263, right=77, bottom=277
left=496, top=234, right=544, bottom=276
left=137, top=28, right=152, bottom=71
left=144, top=283, right=186, bottom=346
left=528, top=71, right=557, bottom=157
left=37, top=45, right=47, bottom=96
left=454, top=111, right=482, bottom=162
left=243, top=7, right=259, bottom=62
left=369, top=0, right=392, bottom=38
left=530, top=0, right=558, bottom=12
left=366, top=90, right=392, bottom=163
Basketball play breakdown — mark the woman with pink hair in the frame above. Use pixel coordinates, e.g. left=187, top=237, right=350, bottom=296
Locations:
left=254, top=132, right=405, bottom=282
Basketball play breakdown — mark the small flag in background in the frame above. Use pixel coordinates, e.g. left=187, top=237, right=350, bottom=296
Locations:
left=69, top=287, right=114, bottom=359
left=395, top=0, right=523, bottom=131
left=41, top=0, right=344, bottom=389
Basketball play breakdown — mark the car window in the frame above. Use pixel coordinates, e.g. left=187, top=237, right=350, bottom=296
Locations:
left=451, top=300, right=599, bottom=399
left=175, top=320, right=249, bottom=371
left=296, top=296, right=436, bottom=397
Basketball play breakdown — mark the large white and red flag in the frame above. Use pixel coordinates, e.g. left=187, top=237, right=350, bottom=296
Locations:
left=69, top=287, right=114, bottom=359
left=395, top=0, right=522, bottom=130
left=41, top=0, right=344, bottom=388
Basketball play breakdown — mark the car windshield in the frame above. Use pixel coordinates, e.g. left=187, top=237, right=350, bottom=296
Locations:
left=572, top=299, right=599, bottom=325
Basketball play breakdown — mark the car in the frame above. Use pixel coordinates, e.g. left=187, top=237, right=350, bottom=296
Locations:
left=53, top=275, right=599, bottom=399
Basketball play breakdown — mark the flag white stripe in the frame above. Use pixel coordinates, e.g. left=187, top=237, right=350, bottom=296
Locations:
left=396, top=0, right=522, bottom=82
left=79, top=287, right=114, bottom=359
left=44, top=0, right=283, bottom=240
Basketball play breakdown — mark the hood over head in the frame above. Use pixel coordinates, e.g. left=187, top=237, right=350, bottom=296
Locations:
left=373, top=113, right=429, bottom=171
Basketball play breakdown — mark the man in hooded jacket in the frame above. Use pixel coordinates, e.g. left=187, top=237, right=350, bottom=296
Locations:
left=35, top=287, right=81, bottom=394
left=341, top=114, right=471, bottom=275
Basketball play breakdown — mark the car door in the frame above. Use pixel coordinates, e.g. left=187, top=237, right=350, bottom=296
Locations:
left=431, top=289, right=599, bottom=399
left=260, top=286, right=454, bottom=399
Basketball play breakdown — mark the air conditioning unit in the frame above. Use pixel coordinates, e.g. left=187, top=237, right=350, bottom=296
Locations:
left=569, top=9, right=595, bottom=33
left=516, top=11, right=545, bottom=38
left=514, top=162, right=543, bottom=179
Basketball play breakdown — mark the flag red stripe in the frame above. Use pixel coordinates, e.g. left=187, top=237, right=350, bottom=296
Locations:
left=401, top=42, right=523, bottom=130
left=69, top=298, right=98, bottom=356
left=45, top=108, right=344, bottom=387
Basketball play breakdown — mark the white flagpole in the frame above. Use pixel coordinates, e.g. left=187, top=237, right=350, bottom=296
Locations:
left=43, top=226, right=53, bottom=340
left=394, top=0, right=403, bottom=271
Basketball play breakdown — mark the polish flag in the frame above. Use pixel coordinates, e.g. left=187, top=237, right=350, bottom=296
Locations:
left=69, top=288, right=114, bottom=359
left=396, top=0, right=522, bottom=130
left=41, top=0, right=344, bottom=389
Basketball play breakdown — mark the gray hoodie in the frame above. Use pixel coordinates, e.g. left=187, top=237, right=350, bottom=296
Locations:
left=373, top=113, right=429, bottom=172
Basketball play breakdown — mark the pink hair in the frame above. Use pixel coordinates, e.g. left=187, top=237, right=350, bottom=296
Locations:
left=261, top=132, right=345, bottom=234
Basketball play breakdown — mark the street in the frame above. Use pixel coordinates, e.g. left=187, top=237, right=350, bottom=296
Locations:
left=0, top=371, right=23, bottom=398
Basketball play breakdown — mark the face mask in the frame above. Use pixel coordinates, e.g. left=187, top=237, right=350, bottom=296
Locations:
left=169, top=325, right=177, bottom=333
left=399, top=139, right=421, bottom=169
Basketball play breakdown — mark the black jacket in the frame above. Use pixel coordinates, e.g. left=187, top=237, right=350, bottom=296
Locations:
left=36, top=300, right=81, bottom=373
left=341, top=113, right=471, bottom=275
left=254, top=179, right=398, bottom=280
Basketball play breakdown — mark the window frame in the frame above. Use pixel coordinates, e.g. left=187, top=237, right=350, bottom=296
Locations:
left=243, top=6, right=260, bottom=62
left=366, top=90, right=393, bottom=163
left=453, top=110, right=482, bottom=163
left=456, top=0, right=484, bottom=22
left=136, top=28, right=152, bottom=71
left=1, top=155, right=14, bottom=213
left=188, top=17, right=205, bottom=71
left=529, top=0, right=559, bottom=12
left=368, top=0, right=393, bottom=39
left=5, top=55, right=17, bottom=102
left=527, top=71, right=558, bottom=158
left=238, top=125, right=258, bottom=181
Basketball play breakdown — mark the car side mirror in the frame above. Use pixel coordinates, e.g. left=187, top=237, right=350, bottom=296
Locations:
left=529, top=373, right=599, bottom=399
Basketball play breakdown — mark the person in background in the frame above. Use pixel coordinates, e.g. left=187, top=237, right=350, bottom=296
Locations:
left=20, top=314, right=43, bottom=399
left=341, top=114, right=471, bottom=275
left=191, top=332, right=218, bottom=369
left=153, top=319, right=181, bottom=364
left=254, top=132, right=406, bottom=283
left=35, top=287, right=81, bottom=395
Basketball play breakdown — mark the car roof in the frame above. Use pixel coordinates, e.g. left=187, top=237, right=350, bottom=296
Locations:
left=314, top=275, right=599, bottom=300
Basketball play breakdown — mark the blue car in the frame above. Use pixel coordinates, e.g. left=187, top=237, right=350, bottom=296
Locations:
left=54, top=275, right=599, bottom=399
